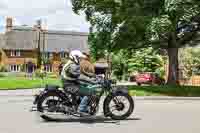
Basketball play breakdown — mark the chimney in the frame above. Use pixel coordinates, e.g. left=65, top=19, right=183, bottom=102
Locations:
left=6, top=17, right=13, bottom=32
left=33, top=19, right=42, bottom=30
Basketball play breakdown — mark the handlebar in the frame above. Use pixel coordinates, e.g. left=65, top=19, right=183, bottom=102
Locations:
left=94, top=75, right=117, bottom=88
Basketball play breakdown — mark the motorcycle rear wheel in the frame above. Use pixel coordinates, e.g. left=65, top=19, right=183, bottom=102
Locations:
left=37, top=92, right=68, bottom=121
left=37, top=92, right=63, bottom=112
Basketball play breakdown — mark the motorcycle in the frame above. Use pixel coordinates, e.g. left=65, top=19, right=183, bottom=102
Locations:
left=32, top=76, right=134, bottom=121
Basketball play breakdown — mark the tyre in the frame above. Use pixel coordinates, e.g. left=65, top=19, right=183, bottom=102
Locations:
left=40, top=114, right=55, bottom=121
left=37, top=92, right=67, bottom=121
left=104, top=93, right=134, bottom=120
left=37, top=92, right=64, bottom=112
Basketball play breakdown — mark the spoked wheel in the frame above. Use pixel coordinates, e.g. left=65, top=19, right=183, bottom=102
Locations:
left=37, top=93, right=66, bottom=121
left=104, top=93, right=134, bottom=120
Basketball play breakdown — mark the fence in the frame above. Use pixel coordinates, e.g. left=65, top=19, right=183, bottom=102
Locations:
left=179, top=76, right=200, bottom=86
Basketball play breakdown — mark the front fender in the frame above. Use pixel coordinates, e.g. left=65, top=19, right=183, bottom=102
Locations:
left=112, top=85, right=129, bottom=95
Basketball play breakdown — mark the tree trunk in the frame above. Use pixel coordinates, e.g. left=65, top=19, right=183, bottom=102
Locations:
left=106, top=53, right=112, bottom=79
left=167, top=48, right=179, bottom=85
left=166, top=30, right=180, bottom=86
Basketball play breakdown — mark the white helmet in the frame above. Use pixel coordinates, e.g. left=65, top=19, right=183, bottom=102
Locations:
left=69, top=50, right=86, bottom=64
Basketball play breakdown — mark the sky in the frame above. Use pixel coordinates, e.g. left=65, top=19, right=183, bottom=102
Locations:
left=0, top=0, right=90, bottom=33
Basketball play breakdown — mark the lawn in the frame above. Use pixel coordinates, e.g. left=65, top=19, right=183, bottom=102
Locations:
left=0, top=77, right=200, bottom=97
left=0, top=77, right=61, bottom=90
left=129, top=85, right=200, bottom=97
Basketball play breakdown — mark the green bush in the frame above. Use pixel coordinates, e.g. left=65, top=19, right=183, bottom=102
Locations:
left=20, top=64, right=26, bottom=72
left=0, top=65, right=8, bottom=72
left=155, top=67, right=165, bottom=79
left=34, top=69, right=46, bottom=78
left=0, top=73, right=6, bottom=77
left=46, top=72, right=58, bottom=79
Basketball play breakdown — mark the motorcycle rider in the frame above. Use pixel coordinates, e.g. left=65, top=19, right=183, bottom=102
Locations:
left=80, top=52, right=96, bottom=82
left=61, top=50, right=93, bottom=114
left=78, top=52, right=97, bottom=114
left=61, top=50, right=82, bottom=84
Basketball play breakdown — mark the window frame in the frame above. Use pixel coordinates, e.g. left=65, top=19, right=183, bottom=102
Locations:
left=10, top=64, right=21, bottom=72
left=60, top=51, right=68, bottom=59
left=44, top=64, right=52, bottom=72
left=10, top=50, right=21, bottom=57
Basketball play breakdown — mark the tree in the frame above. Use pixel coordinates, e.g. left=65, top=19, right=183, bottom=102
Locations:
left=71, top=0, right=200, bottom=85
left=146, top=0, right=200, bottom=85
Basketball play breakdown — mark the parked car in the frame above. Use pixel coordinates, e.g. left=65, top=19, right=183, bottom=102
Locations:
left=135, top=72, right=165, bottom=86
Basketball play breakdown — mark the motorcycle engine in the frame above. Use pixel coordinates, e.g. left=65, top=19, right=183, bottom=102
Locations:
left=64, top=85, right=79, bottom=94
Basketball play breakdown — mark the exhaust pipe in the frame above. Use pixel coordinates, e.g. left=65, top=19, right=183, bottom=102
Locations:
left=30, top=106, right=37, bottom=112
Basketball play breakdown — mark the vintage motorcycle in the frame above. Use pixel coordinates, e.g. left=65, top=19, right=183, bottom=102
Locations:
left=32, top=76, right=134, bottom=121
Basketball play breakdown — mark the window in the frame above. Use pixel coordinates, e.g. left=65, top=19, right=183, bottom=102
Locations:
left=43, top=52, right=49, bottom=58
left=44, top=64, right=52, bottom=72
left=43, top=52, right=53, bottom=59
left=60, top=52, right=68, bottom=59
left=49, top=53, right=53, bottom=58
left=10, top=50, right=21, bottom=57
left=9, top=65, right=21, bottom=72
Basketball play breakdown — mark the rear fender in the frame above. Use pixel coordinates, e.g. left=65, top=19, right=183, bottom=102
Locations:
left=44, top=85, right=60, bottom=91
left=33, top=85, right=66, bottom=104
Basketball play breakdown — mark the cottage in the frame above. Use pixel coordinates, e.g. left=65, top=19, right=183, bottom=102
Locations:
left=0, top=17, right=89, bottom=73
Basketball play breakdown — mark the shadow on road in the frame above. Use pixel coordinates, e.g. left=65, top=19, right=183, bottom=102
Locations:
left=40, top=115, right=141, bottom=124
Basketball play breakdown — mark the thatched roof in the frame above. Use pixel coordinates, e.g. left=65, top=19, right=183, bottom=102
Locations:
left=4, top=30, right=38, bottom=50
left=0, top=26, right=89, bottom=53
left=44, top=30, right=89, bottom=53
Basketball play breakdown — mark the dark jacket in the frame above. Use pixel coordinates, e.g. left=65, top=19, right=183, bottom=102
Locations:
left=61, top=60, right=80, bottom=81
left=61, top=60, right=96, bottom=85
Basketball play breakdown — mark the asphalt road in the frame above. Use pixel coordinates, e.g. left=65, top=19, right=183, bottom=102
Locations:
left=0, top=96, right=200, bottom=133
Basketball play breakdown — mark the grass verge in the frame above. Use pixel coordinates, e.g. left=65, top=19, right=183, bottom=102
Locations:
left=0, top=77, right=200, bottom=97
left=0, top=77, right=61, bottom=90
left=129, top=85, right=200, bottom=97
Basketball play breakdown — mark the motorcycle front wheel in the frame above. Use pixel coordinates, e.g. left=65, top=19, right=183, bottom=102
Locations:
left=104, top=93, right=134, bottom=120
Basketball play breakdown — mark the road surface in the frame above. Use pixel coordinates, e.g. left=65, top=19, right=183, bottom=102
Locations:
left=0, top=96, right=200, bottom=133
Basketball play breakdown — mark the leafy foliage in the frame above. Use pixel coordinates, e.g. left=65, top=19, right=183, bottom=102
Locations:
left=128, top=48, right=165, bottom=73
left=111, top=49, right=130, bottom=80
left=111, top=47, right=165, bottom=80
left=147, top=0, right=200, bottom=47
left=71, top=0, right=200, bottom=84
left=179, top=48, right=200, bottom=77
left=34, top=69, right=46, bottom=79
left=0, top=65, right=8, bottom=72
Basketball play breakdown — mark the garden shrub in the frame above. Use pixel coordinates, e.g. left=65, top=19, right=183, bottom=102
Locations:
left=0, top=65, right=8, bottom=72
left=34, top=69, right=46, bottom=78
left=0, top=73, right=6, bottom=77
